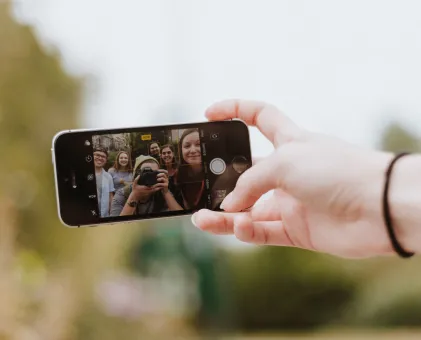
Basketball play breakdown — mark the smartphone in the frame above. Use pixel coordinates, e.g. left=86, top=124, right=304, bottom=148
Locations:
left=52, top=120, right=252, bottom=227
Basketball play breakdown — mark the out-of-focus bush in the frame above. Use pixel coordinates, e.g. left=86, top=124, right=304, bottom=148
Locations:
left=225, top=247, right=358, bottom=331
left=0, top=2, right=83, bottom=261
left=339, top=254, right=421, bottom=328
left=0, top=5, right=147, bottom=339
left=379, top=122, right=421, bottom=153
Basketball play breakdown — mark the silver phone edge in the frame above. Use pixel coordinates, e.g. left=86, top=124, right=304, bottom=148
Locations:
left=51, top=130, right=78, bottom=228
left=80, top=214, right=191, bottom=228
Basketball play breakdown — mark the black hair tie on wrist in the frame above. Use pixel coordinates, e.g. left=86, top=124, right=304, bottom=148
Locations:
left=383, top=152, right=415, bottom=258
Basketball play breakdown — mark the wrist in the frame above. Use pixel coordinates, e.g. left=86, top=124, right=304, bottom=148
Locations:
left=128, top=191, right=141, bottom=202
left=388, top=154, right=421, bottom=254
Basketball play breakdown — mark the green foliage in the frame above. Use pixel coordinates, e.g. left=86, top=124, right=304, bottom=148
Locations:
left=369, top=296, right=421, bottom=327
left=107, top=151, right=118, bottom=170
left=379, top=121, right=421, bottom=153
left=226, top=247, right=358, bottom=331
left=0, top=4, right=87, bottom=262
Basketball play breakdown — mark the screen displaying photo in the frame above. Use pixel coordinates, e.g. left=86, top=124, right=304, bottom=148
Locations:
left=91, top=128, right=207, bottom=218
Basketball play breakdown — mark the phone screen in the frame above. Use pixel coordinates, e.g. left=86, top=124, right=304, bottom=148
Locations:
left=53, top=120, right=251, bottom=227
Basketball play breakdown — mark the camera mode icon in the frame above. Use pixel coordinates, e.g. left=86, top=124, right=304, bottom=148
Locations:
left=210, top=132, right=219, bottom=140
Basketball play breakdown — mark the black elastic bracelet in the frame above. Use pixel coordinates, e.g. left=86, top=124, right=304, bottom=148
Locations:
left=383, top=152, right=415, bottom=258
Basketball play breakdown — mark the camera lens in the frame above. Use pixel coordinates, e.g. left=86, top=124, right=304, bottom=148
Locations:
left=210, top=132, right=219, bottom=140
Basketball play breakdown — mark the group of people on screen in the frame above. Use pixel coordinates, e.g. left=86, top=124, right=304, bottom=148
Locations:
left=92, top=129, right=206, bottom=217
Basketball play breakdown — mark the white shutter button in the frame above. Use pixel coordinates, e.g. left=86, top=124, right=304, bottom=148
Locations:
left=210, top=158, right=226, bottom=175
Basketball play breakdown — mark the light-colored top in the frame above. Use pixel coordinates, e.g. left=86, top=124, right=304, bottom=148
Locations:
left=108, top=168, right=133, bottom=191
left=96, top=168, right=115, bottom=217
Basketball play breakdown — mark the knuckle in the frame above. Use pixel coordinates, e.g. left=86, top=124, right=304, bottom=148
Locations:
left=221, top=216, right=232, bottom=234
left=235, top=232, right=249, bottom=243
left=262, top=227, right=269, bottom=245
left=235, top=225, right=252, bottom=243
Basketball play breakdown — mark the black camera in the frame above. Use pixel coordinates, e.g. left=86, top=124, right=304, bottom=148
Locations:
left=137, top=167, right=160, bottom=187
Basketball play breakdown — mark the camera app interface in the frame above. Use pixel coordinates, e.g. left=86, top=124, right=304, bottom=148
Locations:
left=91, top=128, right=209, bottom=218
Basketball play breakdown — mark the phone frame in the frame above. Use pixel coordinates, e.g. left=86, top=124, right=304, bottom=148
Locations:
left=51, top=119, right=251, bottom=228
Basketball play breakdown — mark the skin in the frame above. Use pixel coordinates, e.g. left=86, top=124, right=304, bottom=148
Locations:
left=150, top=143, right=160, bottom=156
left=192, top=99, right=421, bottom=259
left=118, top=152, right=129, bottom=169
left=182, top=131, right=201, bottom=166
left=94, top=151, right=107, bottom=172
left=161, top=147, right=176, bottom=176
left=117, top=152, right=130, bottom=184
left=120, top=161, right=182, bottom=216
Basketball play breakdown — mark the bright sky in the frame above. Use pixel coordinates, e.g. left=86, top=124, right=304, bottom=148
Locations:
left=12, top=0, right=421, bottom=247
left=13, top=0, right=421, bottom=158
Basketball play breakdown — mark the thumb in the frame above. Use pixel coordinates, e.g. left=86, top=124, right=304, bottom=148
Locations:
left=221, top=155, right=280, bottom=212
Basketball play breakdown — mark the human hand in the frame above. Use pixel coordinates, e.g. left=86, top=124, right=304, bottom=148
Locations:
left=153, top=171, right=169, bottom=194
left=192, top=99, right=398, bottom=258
left=130, top=175, right=155, bottom=201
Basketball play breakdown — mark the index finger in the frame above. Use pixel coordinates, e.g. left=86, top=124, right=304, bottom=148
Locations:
left=205, top=99, right=300, bottom=146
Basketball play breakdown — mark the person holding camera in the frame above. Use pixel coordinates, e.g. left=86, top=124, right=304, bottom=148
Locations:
left=110, top=155, right=183, bottom=216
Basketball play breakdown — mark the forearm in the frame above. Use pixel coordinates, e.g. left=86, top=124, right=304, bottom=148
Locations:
left=163, top=191, right=183, bottom=211
left=120, top=204, right=135, bottom=216
left=119, top=193, right=137, bottom=216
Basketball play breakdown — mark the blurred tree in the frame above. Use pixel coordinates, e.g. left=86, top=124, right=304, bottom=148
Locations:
left=0, top=1, right=82, bottom=259
left=0, top=3, right=84, bottom=338
left=379, top=121, right=421, bottom=153
left=0, top=4, right=141, bottom=339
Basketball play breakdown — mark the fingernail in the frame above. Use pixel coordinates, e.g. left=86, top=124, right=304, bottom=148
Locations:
left=191, top=213, right=198, bottom=227
left=220, top=192, right=233, bottom=210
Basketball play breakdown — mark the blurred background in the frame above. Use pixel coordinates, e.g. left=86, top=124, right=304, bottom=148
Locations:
left=2, top=0, right=421, bottom=339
